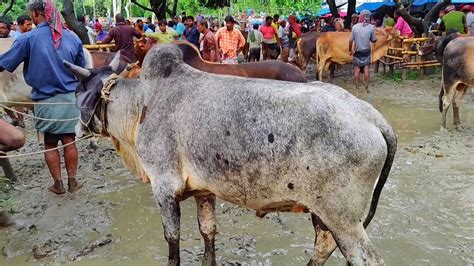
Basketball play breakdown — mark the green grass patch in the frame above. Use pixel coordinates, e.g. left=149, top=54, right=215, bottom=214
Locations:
left=377, top=67, right=441, bottom=83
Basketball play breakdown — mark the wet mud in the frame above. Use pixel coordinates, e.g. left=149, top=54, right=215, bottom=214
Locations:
left=1, top=66, right=473, bottom=265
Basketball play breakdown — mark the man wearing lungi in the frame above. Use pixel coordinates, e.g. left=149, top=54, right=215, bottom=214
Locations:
left=0, top=0, right=85, bottom=194
left=349, top=10, right=377, bottom=93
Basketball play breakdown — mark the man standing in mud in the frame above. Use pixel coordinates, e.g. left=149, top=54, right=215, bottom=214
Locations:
left=349, top=9, right=377, bottom=93
left=0, top=0, right=84, bottom=194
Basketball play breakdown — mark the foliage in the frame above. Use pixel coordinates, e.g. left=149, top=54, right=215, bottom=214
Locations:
left=1, top=0, right=28, bottom=22
left=2, top=0, right=322, bottom=23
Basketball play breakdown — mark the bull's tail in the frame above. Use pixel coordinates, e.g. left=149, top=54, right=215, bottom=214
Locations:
left=439, top=86, right=444, bottom=113
left=363, top=125, right=397, bottom=228
left=439, top=68, right=445, bottom=113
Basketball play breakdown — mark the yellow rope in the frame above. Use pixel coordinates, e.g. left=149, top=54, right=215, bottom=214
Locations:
left=0, top=104, right=79, bottom=122
left=0, top=136, right=91, bottom=159
left=0, top=100, right=75, bottom=105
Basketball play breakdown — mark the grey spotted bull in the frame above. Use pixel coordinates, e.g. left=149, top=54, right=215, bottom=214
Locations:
left=64, top=44, right=397, bottom=265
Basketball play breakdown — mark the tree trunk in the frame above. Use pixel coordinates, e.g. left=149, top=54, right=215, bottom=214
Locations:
left=117, top=0, right=122, bottom=16
left=171, top=0, right=178, bottom=17
left=327, top=0, right=340, bottom=18
left=113, top=0, right=117, bottom=17
left=93, top=0, right=96, bottom=18
left=394, top=0, right=451, bottom=35
left=125, top=0, right=131, bottom=18
left=62, top=0, right=91, bottom=44
left=344, top=0, right=356, bottom=29
left=0, top=0, right=15, bottom=19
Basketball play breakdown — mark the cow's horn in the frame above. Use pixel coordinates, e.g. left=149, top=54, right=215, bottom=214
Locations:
left=109, top=51, right=121, bottom=73
left=63, top=60, right=91, bottom=80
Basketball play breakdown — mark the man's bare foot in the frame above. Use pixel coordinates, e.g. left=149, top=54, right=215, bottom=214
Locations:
left=48, top=180, right=65, bottom=195
left=68, top=178, right=83, bottom=193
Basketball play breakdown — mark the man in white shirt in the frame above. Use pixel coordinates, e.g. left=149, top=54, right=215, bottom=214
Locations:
left=462, top=5, right=474, bottom=35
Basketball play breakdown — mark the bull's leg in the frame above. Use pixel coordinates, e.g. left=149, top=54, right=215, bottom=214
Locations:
left=307, top=214, right=337, bottom=266
left=329, top=223, right=383, bottom=265
left=4, top=109, right=20, bottom=127
left=453, top=85, right=467, bottom=129
left=317, top=59, right=327, bottom=81
left=195, top=194, right=217, bottom=266
left=15, top=107, right=25, bottom=128
left=152, top=177, right=181, bottom=266
left=441, top=84, right=457, bottom=129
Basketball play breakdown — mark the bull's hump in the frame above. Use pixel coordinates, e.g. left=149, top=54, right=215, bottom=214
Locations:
left=141, top=44, right=184, bottom=79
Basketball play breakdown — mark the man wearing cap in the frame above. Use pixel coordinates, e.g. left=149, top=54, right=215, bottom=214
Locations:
left=349, top=10, right=377, bottom=93
left=215, top=15, right=246, bottom=64
left=440, top=5, right=467, bottom=34
left=0, top=0, right=85, bottom=194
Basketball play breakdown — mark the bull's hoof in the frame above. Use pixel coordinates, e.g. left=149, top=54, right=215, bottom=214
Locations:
left=86, top=140, right=99, bottom=151
left=454, top=124, right=464, bottom=131
left=10, top=120, right=19, bottom=127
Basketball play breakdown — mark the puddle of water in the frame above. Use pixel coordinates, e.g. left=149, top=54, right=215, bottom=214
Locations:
left=367, top=96, right=474, bottom=144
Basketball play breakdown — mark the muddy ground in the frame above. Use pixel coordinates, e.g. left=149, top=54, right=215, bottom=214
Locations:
left=0, top=66, right=473, bottom=265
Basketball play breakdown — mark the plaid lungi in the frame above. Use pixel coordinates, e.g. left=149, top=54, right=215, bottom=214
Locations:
left=34, top=92, right=79, bottom=134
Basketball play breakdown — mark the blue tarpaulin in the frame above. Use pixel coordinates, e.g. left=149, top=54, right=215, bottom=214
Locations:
left=413, top=0, right=473, bottom=5
left=356, top=2, right=396, bottom=12
left=452, top=0, right=474, bottom=3
left=412, top=0, right=438, bottom=6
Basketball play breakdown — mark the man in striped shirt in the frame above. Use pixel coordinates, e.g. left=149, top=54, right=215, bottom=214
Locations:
left=215, top=16, right=246, bottom=64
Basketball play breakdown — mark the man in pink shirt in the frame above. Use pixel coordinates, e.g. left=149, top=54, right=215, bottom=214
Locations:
left=260, top=16, right=278, bottom=60
left=394, top=10, right=414, bottom=38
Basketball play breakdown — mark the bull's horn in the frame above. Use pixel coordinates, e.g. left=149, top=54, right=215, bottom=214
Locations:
left=63, top=60, right=91, bottom=80
left=109, top=51, right=121, bottom=73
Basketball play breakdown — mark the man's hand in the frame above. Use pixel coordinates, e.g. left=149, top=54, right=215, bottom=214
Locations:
left=349, top=50, right=353, bottom=56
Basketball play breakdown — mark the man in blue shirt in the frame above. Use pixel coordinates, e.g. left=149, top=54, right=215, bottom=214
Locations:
left=183, top=16, right=200, bottom=48
left=0, top=0, right=85, bottom=195
left=14, top=15, right=33, bottom=40
left=173, top=16, right=185, bottom=40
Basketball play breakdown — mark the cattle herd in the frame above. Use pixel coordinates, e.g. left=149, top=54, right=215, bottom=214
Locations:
left=1, top=30, right=474, bottom=265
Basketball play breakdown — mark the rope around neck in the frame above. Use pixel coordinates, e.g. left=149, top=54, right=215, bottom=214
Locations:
left=0, top=135, right=92, bottom=159
left=0, top=104, right=79, bottom=122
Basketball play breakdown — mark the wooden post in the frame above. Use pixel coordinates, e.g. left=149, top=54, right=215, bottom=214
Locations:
left=0, top=157, right=17, bottom=182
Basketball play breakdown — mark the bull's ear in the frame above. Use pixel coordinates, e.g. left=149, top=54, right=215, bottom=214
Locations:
left=109, top=51, right=121, bottom=73
left=63, top=60, right=91, bottom=80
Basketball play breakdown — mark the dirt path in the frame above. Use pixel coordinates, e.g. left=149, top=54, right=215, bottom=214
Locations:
left=1, top=67, right=473, bottom=264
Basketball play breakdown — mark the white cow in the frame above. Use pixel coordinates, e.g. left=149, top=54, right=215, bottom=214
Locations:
left=0, top=38, right=93, bottom=127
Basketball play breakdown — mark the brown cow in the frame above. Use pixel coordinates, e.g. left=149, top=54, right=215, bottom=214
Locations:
left=315, top=29, right=394, bottom=80
left=120, top=41, right=307, bottom=83
left=295, top=30, right=319, bottom=71
left=177, top=42, right=307, bottom=82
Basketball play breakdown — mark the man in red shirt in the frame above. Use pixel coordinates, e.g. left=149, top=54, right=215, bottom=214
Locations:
left=102, top=13, right=142, bottom=63
left=260, top=16, right=278, bottom=60
left=198, top=21, right=217, bottom=62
